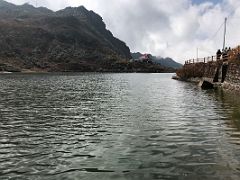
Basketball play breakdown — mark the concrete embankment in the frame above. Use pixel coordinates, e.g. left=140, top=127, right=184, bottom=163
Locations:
left=222, top=63, right=240, bottom=91
left=176, top=60, right=240, bottom=92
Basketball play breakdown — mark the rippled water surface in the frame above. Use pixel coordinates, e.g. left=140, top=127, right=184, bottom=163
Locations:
left=0, top=73, right=240, bottom=180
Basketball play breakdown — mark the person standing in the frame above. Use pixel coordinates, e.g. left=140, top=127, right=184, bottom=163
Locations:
left=216, top=49, right=222, bottom=61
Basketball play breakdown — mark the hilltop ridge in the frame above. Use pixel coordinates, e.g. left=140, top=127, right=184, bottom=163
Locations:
left=131, top=52, right=182, bottom=69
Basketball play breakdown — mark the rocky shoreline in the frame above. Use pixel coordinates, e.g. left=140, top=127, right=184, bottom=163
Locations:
left=0, top=60, right=176, bottom=73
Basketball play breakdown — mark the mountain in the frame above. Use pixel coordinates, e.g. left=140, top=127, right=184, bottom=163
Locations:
left=131, top=52, right=143, bottom=60
left=131, top=52, right=182, bottom=69
left=0, top=0, right=136, bottom=72
left=152, top=57, right=182, bottom=69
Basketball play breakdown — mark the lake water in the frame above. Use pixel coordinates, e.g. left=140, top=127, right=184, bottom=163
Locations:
left=0, top=73, right=240, bottom=180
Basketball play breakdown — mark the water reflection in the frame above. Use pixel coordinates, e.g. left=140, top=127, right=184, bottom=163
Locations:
left=0, top=73, right=240, bottom=180
left=213, top=89, right=240, bottom=130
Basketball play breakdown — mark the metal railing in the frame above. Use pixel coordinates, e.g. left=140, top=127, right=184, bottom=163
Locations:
left=185, top=54, right=229, bottom=65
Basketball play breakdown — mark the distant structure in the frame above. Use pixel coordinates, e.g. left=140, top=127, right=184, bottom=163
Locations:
left=139, top=54, right=153, bottom=63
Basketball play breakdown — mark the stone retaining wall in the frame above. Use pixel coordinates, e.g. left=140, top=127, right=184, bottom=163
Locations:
left=177, top=61, right=219, bottom=82
left=223, top=63, right=240, bottom=91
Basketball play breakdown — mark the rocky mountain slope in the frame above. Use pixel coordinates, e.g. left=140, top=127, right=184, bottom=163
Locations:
left=0, top=0, right=134, bottom=72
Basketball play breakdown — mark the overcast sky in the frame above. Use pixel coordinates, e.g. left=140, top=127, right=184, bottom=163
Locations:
left=5, top=0, right=240, bottom=63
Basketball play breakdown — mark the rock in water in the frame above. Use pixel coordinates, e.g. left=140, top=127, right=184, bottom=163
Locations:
left=199, top=80, right=214, bottom=89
